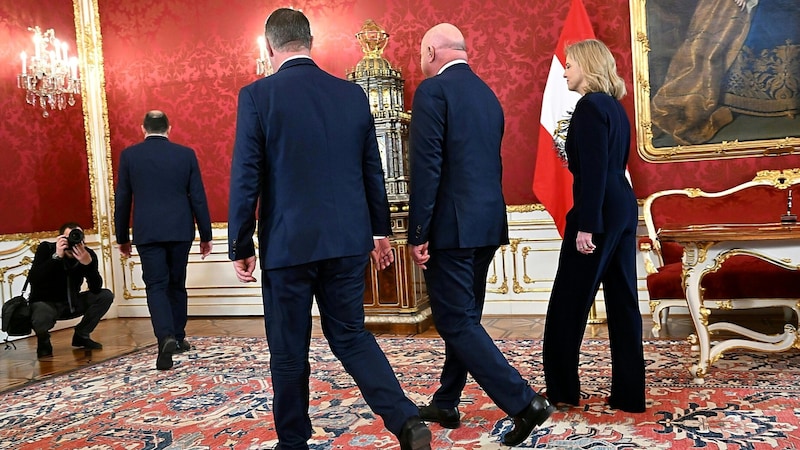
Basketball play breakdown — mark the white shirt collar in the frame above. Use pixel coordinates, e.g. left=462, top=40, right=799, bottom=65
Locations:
left=438, top=59, right=467, bottom=75
left=278, top=54, right=312, bottom=70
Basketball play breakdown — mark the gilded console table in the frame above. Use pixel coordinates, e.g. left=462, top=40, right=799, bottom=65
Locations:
left=658, top=223, right=800, bottom=384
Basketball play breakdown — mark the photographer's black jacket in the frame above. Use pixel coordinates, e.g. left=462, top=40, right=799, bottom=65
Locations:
left=28, top=241, right=104, bottom=305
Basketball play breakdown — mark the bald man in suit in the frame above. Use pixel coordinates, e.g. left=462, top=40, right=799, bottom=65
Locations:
left=408, top=23, right=554, bottom=446
left=227, top=8, right=431, bottom=450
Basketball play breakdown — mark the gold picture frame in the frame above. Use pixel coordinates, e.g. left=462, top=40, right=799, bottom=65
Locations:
left=629, top=0, right=800, bottom=162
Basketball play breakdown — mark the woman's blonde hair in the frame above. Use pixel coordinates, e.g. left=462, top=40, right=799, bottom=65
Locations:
left=565, top=39, right=626, bottom=99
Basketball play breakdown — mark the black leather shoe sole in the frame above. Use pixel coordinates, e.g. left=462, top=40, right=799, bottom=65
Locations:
left=502, top=396, right=556, bottom=446
left=399, top=417, right=432, bottom=450
left=156, top=337, right=178, bottom=370
left=419, top=404, right=460, bottom=429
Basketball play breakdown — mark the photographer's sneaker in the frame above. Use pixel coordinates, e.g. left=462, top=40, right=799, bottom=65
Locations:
left=37, top=338, right=53, bottom=358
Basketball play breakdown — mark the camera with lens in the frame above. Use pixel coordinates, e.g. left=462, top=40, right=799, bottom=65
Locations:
left=67, top=228, right=84, bottom=249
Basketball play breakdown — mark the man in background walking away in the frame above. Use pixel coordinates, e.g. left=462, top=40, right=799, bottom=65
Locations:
left=407, top=23, right=554, bottom=446
left=115, top=110, right=213, bottom=371
left=227, top=8, right=431, bottom=450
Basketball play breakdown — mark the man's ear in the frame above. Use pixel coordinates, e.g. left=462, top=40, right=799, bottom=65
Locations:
left=266, top=39, right=275, bottom=57
left=427, top=45, right=435, bottom=62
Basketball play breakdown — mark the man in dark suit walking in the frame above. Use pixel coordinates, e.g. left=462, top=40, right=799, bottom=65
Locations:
left=115, top=110, right=213, bottom=371
left=227, top=8, right=430, bottom=450
left=407, top=23, right=554, bottom=446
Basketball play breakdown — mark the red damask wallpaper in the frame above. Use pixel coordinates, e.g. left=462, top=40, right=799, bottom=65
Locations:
left=94, top=0, right=800, bottom=216
left=0, top=2, right=93, bottom=235
left=101, top=0, right=642, bottom=219
left=2, top=0, right=799, bottom=235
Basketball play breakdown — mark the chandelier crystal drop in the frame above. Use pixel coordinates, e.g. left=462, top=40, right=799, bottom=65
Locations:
left=17, top=26, right=81, bottom=118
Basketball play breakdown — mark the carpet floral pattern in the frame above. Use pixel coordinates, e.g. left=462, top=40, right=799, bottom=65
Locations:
left=1, top=337, right=799, bottom=449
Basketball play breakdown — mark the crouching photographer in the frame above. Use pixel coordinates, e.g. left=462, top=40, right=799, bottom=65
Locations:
left=28, top=222, right=114, bottom=358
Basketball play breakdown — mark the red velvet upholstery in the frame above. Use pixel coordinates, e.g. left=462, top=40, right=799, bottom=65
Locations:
left=659, top=242, right=685, bottom=266
left=650, top=185, right=788, bottom=229
left=647, top=256, right=800, bottom=300
left=647, top=182, right=800, bottom=300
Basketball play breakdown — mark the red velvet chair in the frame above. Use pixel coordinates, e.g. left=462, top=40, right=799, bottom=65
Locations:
left=640, top=168, right=800, bottom=336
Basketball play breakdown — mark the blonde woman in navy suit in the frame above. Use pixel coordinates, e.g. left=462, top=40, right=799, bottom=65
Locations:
left=227, top=9, right=431, bottom=450
left=408, top=23, right=554, bottom=447
left=542, top=39, right=646, bottom=413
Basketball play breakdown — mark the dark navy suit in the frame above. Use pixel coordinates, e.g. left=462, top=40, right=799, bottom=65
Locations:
left=228, top=57, right=419, bottom=448
left=114, top=135, right=212, bottom=342
left=543, top=92, right=645, bottom=412
left=408, top=63, right=535, bottom=416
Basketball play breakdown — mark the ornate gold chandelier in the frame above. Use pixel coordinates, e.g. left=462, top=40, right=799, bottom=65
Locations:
left=17, top=27, right=81, bottom=118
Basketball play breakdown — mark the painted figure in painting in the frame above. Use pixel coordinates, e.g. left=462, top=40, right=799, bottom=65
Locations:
left=650, top=0, right=799, bottom=145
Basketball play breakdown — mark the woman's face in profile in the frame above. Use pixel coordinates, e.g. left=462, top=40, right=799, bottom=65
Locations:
left=564, top=55, right=585, bottom=94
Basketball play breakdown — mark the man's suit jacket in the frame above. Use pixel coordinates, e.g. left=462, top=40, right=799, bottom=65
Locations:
left=228, top=58, right=391, bottom=270
left=114, top=135, right=212, bottom=245
left=408, top=63, right=509, bottom=250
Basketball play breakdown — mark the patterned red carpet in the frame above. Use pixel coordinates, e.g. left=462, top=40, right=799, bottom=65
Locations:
left=2, top=336, right=799, bottom=449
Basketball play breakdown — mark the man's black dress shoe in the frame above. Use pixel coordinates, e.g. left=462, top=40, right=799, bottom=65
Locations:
left=156, top=336, right=178, bottom=370
left=72, top=335, right=103, bottom=349
left=175, top=339, right=191, bottom=353
left=501, top=394, right=555, bottom=446
left=419, top=403, right=461, bottom=429
left=398, top=415, right=432, bottom=450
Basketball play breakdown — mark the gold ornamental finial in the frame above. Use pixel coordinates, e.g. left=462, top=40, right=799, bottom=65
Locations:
left=356, top=20, right=389, bottom=58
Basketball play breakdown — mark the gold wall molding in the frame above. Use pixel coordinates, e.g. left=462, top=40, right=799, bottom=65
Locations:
left=506, top=204, right=546, bottom=213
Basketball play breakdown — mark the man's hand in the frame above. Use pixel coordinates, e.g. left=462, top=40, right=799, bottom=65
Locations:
left=233, top=256, right=258, bottom=283
left=410, top=242, right=430, bottom=269
left=370, top=238, right=395, bottom=270
left=118, top=242, right=132, bottom=258
left=200, top=241, right=213, bottom=260
left=55, top=235, right=69, bottom=259
left=70, top=243, right=93, bottom=265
